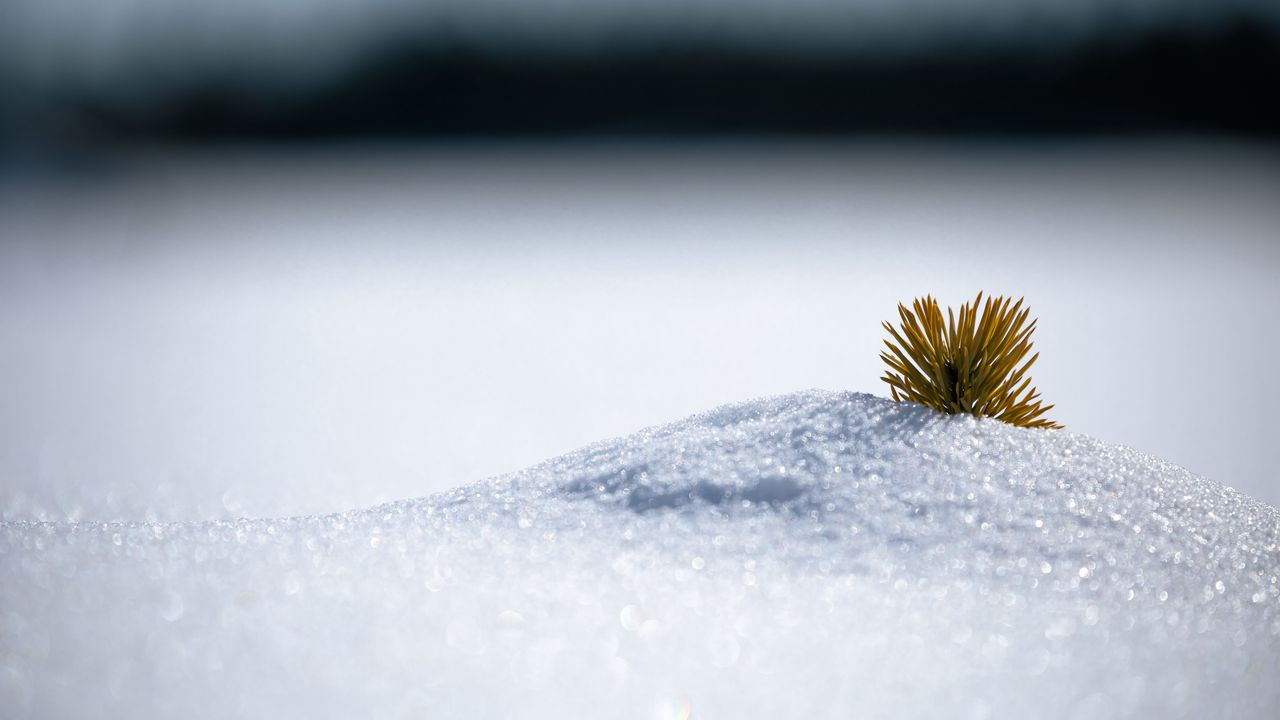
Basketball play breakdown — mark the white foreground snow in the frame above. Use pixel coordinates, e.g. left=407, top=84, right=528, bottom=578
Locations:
left=3, top=391, right=1278, bottom=718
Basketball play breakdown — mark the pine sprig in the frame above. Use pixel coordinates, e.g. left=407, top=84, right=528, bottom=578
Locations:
left=880, top=292, right=1062, bottom=429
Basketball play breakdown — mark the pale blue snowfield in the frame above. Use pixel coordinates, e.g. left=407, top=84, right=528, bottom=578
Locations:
left=2, top=391, right=1278, bottom=718
left=2, top=141, right=1279, bottom=521
left=1, top=142, right=1279, bottom=717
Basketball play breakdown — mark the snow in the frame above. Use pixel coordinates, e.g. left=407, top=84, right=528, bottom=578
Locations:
left=5, top=143, right=1280, bottom=520
left=3, top=390, right=1278, bottom=718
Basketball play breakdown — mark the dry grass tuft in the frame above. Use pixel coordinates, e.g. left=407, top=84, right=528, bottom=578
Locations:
left=880, top=292, right=1062, bottom=429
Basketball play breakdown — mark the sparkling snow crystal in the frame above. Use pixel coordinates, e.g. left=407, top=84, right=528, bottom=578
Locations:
left=2, top=391, right=1278, bottom=718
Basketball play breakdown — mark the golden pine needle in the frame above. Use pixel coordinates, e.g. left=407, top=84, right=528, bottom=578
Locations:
left=879, top=292, right=1062, bottom=429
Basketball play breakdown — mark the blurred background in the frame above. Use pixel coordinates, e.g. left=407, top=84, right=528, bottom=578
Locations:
left=0, top=1, right=1277, bottom=521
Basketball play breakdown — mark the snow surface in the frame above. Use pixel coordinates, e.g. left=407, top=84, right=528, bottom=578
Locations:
left=3, top=391, right=1279, bottom=718
left=5, top=143, right=1280, bottom=520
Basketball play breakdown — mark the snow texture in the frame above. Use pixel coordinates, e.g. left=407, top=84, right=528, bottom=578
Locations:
left=2, top=391, right=1278, bottom=718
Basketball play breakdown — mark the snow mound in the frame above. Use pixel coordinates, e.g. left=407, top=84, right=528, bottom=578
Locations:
left=3, top=391, right=1278, bottom=719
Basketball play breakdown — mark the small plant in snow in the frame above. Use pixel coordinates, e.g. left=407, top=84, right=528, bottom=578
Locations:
left=880, top=292, right=1062, bottom=429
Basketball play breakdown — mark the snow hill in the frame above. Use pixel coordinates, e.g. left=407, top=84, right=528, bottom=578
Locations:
left=2, top=391, right=1278, bottom=718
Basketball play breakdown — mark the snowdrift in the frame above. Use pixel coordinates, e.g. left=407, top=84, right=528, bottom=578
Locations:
left=3, top=391, right=1278, bottom=718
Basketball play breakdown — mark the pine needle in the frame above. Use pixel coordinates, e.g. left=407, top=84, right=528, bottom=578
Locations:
left=880, top=293, right=1062, bottom=429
